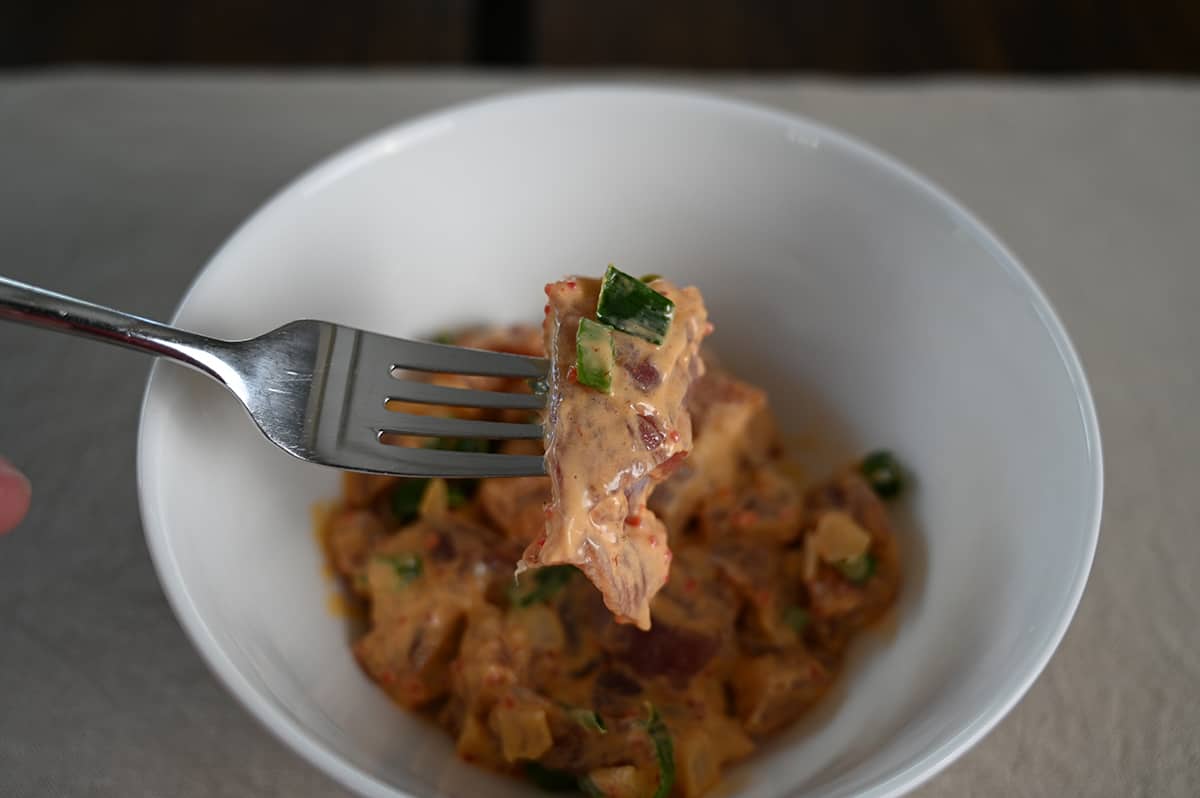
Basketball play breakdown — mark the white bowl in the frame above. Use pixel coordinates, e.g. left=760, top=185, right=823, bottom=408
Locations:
left=138, top=87, right=1102, bottom=798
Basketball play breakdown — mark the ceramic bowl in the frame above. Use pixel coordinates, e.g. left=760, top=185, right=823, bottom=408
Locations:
left=138, top=87, right=1102, bottom=798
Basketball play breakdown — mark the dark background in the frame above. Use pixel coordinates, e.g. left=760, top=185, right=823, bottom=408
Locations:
left=2, top=0, right=1198, bottom=73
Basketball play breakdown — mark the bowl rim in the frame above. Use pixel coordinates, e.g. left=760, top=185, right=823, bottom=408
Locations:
left=137, top=84, right=1104, bottom=798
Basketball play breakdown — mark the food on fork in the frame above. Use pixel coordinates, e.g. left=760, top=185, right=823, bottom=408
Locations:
left=319, top=267, right=905, bottom=798
left=528, top=267, right=711, bottom=629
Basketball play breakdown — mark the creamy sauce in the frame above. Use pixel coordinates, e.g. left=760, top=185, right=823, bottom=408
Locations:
left=317, top=313, right=907, bottom=798
left=527, top=277, right=710, bottom=629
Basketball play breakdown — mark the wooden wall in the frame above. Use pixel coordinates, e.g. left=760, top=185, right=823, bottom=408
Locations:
left=3, top=0, right=1197, bottom=72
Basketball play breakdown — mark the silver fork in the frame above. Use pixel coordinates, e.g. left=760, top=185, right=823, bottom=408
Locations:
left=0, top=277, right=548, bottom=478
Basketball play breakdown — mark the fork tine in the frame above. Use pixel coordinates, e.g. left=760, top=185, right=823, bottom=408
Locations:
left=376, top=412, right=543, bottom=440
left=368, top=447, right=546, bottom=478
left=375, top=336, right=548, bottom=379
left=384, top=379, right=544, bottom=411
left=302, top=325, right=552, bottom=477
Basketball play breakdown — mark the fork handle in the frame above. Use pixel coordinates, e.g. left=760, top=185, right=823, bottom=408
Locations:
left=0, top=276, right=237, bottom=385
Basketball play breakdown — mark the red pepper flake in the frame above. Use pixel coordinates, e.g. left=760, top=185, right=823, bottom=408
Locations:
left=543, top=284, right=552, bottom=295
left=684, top=577, right=698, bottom=593
left=543, top=303, right=551, bottom=315
left=627, top=515, right=642, bottom=527
left=565, top=279, right=577, bottom=289
left=667, top=429, right=680, bottom=443
left=647, top=534, right=657, bottom=546
left=566, top=365, right=578, bottom=384
left=379, top=670, right=397, bottom=685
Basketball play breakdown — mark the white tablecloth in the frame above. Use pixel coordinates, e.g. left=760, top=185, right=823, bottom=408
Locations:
left=0, top=71, right=1195, bottom=798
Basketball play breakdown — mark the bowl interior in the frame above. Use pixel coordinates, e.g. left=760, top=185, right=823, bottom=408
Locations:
left=138, top=88, right=1100, bottom=798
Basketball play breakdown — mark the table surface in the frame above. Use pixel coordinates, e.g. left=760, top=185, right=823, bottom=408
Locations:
left=0, top=71, right=1196, bottom=798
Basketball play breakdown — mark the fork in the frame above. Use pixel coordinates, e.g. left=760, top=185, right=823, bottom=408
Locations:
left=0, top=277, right=548, bottom=478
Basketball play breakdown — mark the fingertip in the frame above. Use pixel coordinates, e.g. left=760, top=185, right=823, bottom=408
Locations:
left=0, top=458, right=32, bottom=534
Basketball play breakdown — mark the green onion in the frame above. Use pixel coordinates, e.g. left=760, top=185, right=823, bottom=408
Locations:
left=837, top=553, right=876, bottom=584
left=431, top=331, right=455, bottom=345
left=567, top=708, right=607, bottom=734
left=578, top=776, right=606, bottom=798
left=783, top=605, right=810, bottom=634
left=375, top=552, right=423, bottom=585
left=596, top=265, right=675, bottom=345
left=523, top=762, right=578, bottom=792
left=510, top=565, right=576, bottom=607
left=390, top=479, right=429, bottom=524
left=860, top=450, right=904, bottom=499
left=643, top=704, right=675, bottom=798
left=576, top=318, right=615, bottom=393
left=639, top=273, right=662, bottom=283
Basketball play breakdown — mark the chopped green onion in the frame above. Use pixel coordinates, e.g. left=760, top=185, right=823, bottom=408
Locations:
left=596, top=265, right=675, bottom=345
left=639, top=273, right=662, bottom=283
left=375, top=552, right=423, bottom=585
left=576, top=318, right=615, bottom=393
left=860, top=450, right=904, bottom=499
left=642, top=704, right=675, bottom=798
left=568, top=708, right=607, bottom=734
left=783, top=605, right=810, bottom=634
left=511, top=565, right=576, bottom=607
left=837, top=553, right=876, bottom=584
left=523, top=762, right=578, bottom=792
left=431, top=331, right=455, bottom=345
left=390, top=479, right=429, bottom=524
left=578, top=776, right=606, bottom=798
